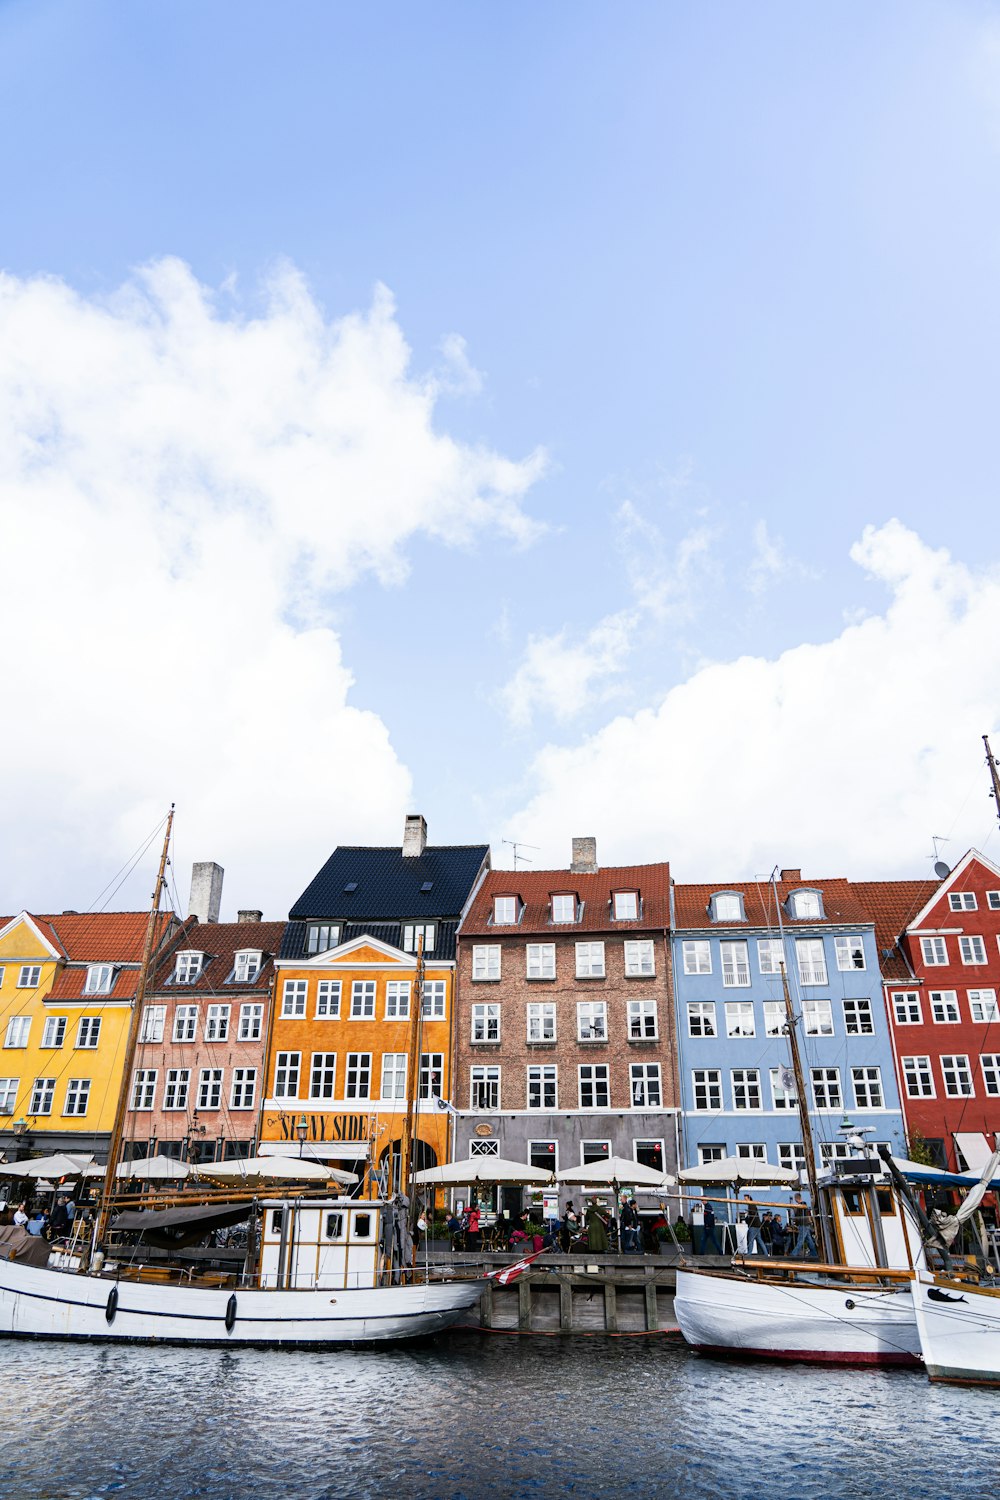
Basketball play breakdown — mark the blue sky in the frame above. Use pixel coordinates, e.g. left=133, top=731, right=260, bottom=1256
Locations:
left=1, top=1, right=999, bottom=916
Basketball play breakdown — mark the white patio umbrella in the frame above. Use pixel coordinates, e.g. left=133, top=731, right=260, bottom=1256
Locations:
left=555, top=1156, right=676, bottom=1189
left=194, top=1155, right=357, bottom=1188
left=411, top=1156, right=554, bottom=1186
left=116, top=1155, right=191, bottom=1182
left=677, top=1156, right=799, bottom=1186
left=0, top=1153, right=95, bottom=1180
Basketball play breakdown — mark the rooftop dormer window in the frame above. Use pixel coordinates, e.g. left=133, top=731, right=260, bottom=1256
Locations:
left=84, top=964, right=116, bottom=995
left=788, top=889, right=823, bottom=920
left=173, top=951, right=203, bottom=985
left=551, top=893, right=577, bottom=924
left=306, top=923, right=340, bottom=955
left=711, top=893, right=744, bottom=923
left=232, top=950, right=262, bottom=983
left=612, top=891, right=639, bottom=921
left=493, top=895, right=519, bottom=926
left=403, top=922, right=435, bottom=954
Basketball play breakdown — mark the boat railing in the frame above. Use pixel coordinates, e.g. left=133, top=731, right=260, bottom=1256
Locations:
left=732, top=1257, right=916, bottom=1284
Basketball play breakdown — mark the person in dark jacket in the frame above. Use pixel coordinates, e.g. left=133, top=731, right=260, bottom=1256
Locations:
left=49, top=1196, right=71, bottom=1239
left=702, top=1198, right=724, bottom=1255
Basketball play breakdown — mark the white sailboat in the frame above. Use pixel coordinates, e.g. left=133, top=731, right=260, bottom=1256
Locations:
left=0, top=810, right=481, bottom=1346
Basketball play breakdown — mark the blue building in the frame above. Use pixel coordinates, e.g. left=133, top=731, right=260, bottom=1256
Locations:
left=671, top=870, right=906, bottom=1179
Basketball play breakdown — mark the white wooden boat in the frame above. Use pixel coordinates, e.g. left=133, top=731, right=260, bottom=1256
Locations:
left=911, top=1269, right=1000, bottom=1386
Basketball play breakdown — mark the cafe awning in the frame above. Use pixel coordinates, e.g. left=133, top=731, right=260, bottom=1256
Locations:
left=412, top=1156, right=553, bottom=1186
left=954, top=1133, right=995, bottom=1175
left=555, top=1156, right=676, bottom=1188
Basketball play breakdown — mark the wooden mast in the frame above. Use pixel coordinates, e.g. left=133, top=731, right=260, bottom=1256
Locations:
left=984, top=734, right=1000, bottom=833
left=398, top=934, right=426, bottom=1209
left=96, top=806, right=175, bottom=1242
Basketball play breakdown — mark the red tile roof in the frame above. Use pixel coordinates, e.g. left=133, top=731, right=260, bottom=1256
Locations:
left=851, top=879, right=939, bottom=980
left=149, top=920, right=285, bottom=993
left=461, top=864, right=671, bottom=936
left=28, top=911, right=178, bottom=963
left=673, top=876, right=873, bottom=930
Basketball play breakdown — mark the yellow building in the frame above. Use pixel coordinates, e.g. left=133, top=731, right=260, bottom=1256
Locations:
left=0, top=911, right=178, bottom=1159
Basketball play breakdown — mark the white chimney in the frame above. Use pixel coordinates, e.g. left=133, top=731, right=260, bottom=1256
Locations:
left=188, top=862, right=224, bottom=923
left=571, top=837, right=597, bottom=874
left=402, top=814, right=428, bottom=858
left=237, top=909, right=263, bottom=924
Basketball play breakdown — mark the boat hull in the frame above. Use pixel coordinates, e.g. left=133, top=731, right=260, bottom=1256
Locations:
left=0, top=1258, right=482, bottom=1347
left=911, top=1271, right=1000, bottom=1386
left=674, top=1267, right=921, bottom=1367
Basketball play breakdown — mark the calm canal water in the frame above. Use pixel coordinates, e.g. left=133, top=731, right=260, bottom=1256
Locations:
left=2, top=1332, right=997, bottom=1499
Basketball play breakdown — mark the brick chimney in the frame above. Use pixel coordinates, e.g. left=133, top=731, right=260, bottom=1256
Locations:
left=780, top=868, right=802, bottom=884
left=571, top=837, right=598, bottom=874
left=402, top=814, right=427, bottom=858
left=188, top=862, right=224, bottom=923
left=237, top=909, right=263, bottom=924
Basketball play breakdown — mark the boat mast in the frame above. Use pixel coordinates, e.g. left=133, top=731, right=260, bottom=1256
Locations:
left=96, top=806, right=175, bottom=1242
left=984, top=734, right=1000, bottom=832
left=397, top=933, right=426, bottom=1208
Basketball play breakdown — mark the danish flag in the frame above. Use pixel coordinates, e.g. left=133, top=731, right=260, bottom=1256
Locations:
left=483, top=1246, right=548, bottom=1285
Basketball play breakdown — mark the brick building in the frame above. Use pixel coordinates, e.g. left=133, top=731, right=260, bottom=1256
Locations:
left=453, top=839, right=679, bottom=1189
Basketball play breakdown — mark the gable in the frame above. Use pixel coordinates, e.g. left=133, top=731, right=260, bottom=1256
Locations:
left=0, top=912, right=62, bottom=962
left=906, top=849, right=1000, bottom=931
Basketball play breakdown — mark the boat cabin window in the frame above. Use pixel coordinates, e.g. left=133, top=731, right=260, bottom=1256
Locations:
left=353, top=1213, right=373, bottom=1238
left=270, top=1210, right=283, bottom=1233
left=876, top=1187, right=896, bottom=1217
left=840, top=1188, right=865, bottom=1216
left=325, top=1212, right=344, bottom=1240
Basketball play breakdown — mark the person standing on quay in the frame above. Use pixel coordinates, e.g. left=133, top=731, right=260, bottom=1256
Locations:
left=701, top=1197, right=724, bottom=1256
left=585, top=1200, right=609, bottom=1253
left=742, top=1193, right=768, bottom=1256
left=791, top=1192, right=818, bottom=1259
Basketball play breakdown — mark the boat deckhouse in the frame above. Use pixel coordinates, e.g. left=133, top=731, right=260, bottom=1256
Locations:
left=855, top=849, right=1000, bottom=1174
left=453, top=840, right=679, bottom=1192
left=672, top=870, right=906, bottom=1175
left=260, top=816, right=489, bottom=1185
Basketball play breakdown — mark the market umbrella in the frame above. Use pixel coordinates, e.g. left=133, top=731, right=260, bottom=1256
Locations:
left=554, top=1156, right=676, bottom=1189
left=116, top=1155, right=192, bottom=1181
left=411, top=1156, right=554, bottom=1186
left=194, top=1155, right=357, bottom=1188
left=677, top=1156, right=799, bottom=1186
left=0, top=1153, right=95, bottom=1180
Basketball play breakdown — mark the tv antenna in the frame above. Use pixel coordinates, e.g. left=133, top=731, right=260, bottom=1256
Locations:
left=502, top=838, right=539, bottom=870
left=929, top=835, right=951, bottom=881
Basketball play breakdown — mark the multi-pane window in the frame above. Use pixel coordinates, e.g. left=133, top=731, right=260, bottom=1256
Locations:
left=576, top=942, right=606, bottom=978
left=551, top=894, right=576, bottom=923
left=471, top=1065, right=500, bottom=1110
left=731, top=1068, right=761, bottom=1110
left=163, top=1069, right=190, bottom=1110
left=757, top=939, right=784, bottom=975
left=383, top=981, right=409, bottom=1019
left=306, top=924, right=339, bottom=955
left=132, top=1069, right=157, bottom=1109
left=720, top=941, right=750, bottom=987
left=238, top=1003, right=263, bottom=1040
left=920, top=936, right=948, bottom=966
left=205, top=1005, right=230, bottom=1042
left=471, top=1139, right=500, bottom=1158
left=969, top=990, right=999, bottom=1023
left=988, top=892, right=1000, bottom=911
left=198, top=1069, right=223, bottom=1109
left=893, top=992, right=922, bottom=1025
left=959, top=936, right=987, bottom=965
left=692, top=1069, right=722, bottom=1110
left=84, top=964, right=115, bottom=994
left=231, top=1068, right=257, bottom=1109
left=493, top=897, right=518, bottom=925
left=941, top=1055, right=974, bottom=1097
left=714, top=893, right=743, bottom=922
left=403, top=923, right=436, bottom=954
left=4, top=1017, right=30, bottom=1048
left=345, top=1053, right=371, bottom=1099
left=790, top=891, right=822, bottom=918
left=0, top=1078, right=18, bottom=1113
left=779, top=1143, right=806, bottom=1173
left=472, top=945, right=501, bottom=981
left=310, top=1053, right=338, bottom=1099
left=351, top=981, right=376, bottom=1019
left=769, top=1066, right=798, bottom=1109
left=627, top=999, right=658, bottom=1039
left=140, top=1005, right=166, bottom=1043
left=698, top=1143, right=726, bottom=1164
left=42, top=1017, right=66, bottom=1049
left=232, top=950, right=262, bottom=983
left=471, top=1003, right=500, bottom=1043
left=527, top=1064, right=558, bottom=1109
left=173, top=1006, right=199, bottom=1042
left=811, top=1067, right=842, bottom=1110
left=529, top=1140, right=558, bottom=1171
left=949, top=892, right=977, bottom=911
left=526, top=944, right=556, bottom=980
left=683, top=941, right=711, bottom=974
left=902, top=1056, right=934, bottom=1098
left=282, top=980, right=308, bottom=1018
left=579, top=1064, right=610, bottom=1108
left=930, top=991, right=960, bottom=1023
left=736, top=1143, right=766, bottom=1161
left=273, top=1052, right=301, bottom=1098
left=613, top=891, right=638, bottom=920
left=316, top=980, right=342, bottom=1019
left=527, top=1003, right=556, bottom=1042
left=802, top=1000, right=834, bottom=1036
left=577, top=1000, right=607, bottom=1042
left=724, top=1002, right=755, bottom=1038
left=981, top=1054, right=1000, bottom=1097
left=687, top=1002, right=717, bottom=1037
left=630, top=1063, right=661, bottom=1107
left=851, top=1066, right=883, bottom=1109
left=17, top=966, right=41, bottom=988
left=834, top=935, right=866, bottom=971
left=419, top=1054, right=443, bottom=1099
left=381, top=1054, right=407, bottom=1100
left=173, top=953, right=203, bottom=984
left=624, top=940, right=655, bottom=976
left=763, top=1002, right=785, bottom=1037
left=63, top=1079, right=90, bottom=1116
left=421, top=981, right=447, bottom=1019
left=843, top=998, right=874, bottom=1035
left=796, top=939, right=828, bottom=986
left=76, top=1016, right=102, bottom=1049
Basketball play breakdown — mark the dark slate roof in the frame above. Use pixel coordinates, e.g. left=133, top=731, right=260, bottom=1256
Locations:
left=280, top=920, right=458, bottom=962
left=288, top=845, right=490, bottom=922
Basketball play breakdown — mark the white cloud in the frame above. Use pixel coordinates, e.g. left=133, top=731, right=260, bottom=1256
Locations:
left=507, top=520, right=1000, bottom=879
left=0, top=259, right=544, bottom=917
left=745, top=518, right=816, bottom=598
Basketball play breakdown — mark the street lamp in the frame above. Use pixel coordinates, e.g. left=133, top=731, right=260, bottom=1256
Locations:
left=296, top=1115, right=308, bottom=1159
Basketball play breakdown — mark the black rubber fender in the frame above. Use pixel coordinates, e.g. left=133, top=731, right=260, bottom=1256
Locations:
left=105, top=1285, right=118, bottom=1324
left=225, top=1293, right=237, bottom=1332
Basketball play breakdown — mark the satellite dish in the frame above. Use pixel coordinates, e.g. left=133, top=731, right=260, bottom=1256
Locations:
left=934, top=861, right=951, bottom=880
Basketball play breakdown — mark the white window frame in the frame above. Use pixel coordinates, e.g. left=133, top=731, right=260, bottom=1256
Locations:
left=526, top=1002, right=556, bottom=1043
left=576, top=999, right=608, bottom=1042
left=802, top=999, right=835, bottom=1037
left=893, top=992, right=922, bottom=1025
left=230, top=1068, right=257, bottom=1110
left=790, top=890, right=822, bottom=919
left=810, top=1067, right=843, bottom=1110
left=140, top=1005, right=166, bottom=1043
left=779, top=1142, right=806, bottom=1173
left=988, top=891, right=1000, bottom=911
left=63, top=1078, right=90, bottom=1117
left=980, top=1054, right=1000, bottom=1097
left=282, top=979, right=308, bottom=1018
left=4, top=1017, right=30, bottom=1049
left=17, top=966, right=41, bottom=989
left=238, top=1002, right=263, bottom=1040
left=197, top=1068, right=223, bottom=1110
left=383, top=981, right=409, bottom=1020
left=843, top=998, right=874, bottom=1035
left=173, top=952, right=203, bottom=985
left=796, top=938, right=828, bottom=986
left=692, top=1069, right=722, bottom=1111
left=306, top=923, right=339, bottom=956
left=345, top=1052, right=371, bottom=1100
left=713, top=893, right=743, bottom=922
left=131, top=1069, right=157, bottom=1110
left=834, top=935, right=866, bottom=971
left=75, top=1016, right=101, bottom=1049
left=233, top=950, right=262, bottom=983
left=624, top=940, right=655, bottom=977
left=627, top=998, right=658, bottom=1040
left=204, top=1004, right=230, bottom=1042
left=630, top=1062, right=661, bottom=1108
left=757, top=938, right=784, bottom=975
left=613, top=891, right=639, bottom=920
left=472, top=945, right=501, bottom=981
left=84, top=964, right=115, bottom=994
left=941, top=1054, right=974, bottom=1098
left=769, top=1066, right=798, bottom=1110
left=493, top=896, right=518, bottom=926
left=420, top=980, right=447, bottom=1019
left=968, top=989, right=999, bottom=1023
left=350, top=980, right=376, bottom=1019
left=724, top=1001, right=755, bottom=1038
left=576, top=941, right=606, bottom=978
left=471, top=1003, right=500, bottom=1044
left=526, top=944, right=556, bottom=980
left=959, top=935, right=987, bottom=966
left=470, top=1065, right=500, bottom=1110
left=901, top=1056, right=935, bottom=1098
left=720, top=940, right=750, bottom=988
left=309, top=1052, right=338, bottom=1100
left=273, top=1052, right=301, bottom=1098
left=42, top=1016, right=66, bottom=1049
left=403, top=923, right=435, bottom=955
left=731, top=1068, right=762, bottom=1111
left=163, top=1068, right=190, bottom=1111
left=762, top=1001, right=784, bottom=1037
left=316, top=980, right=342, bottom=1019
left=578, top=1063, right=610, bottom=1109
left=29, top=1077, right=55, bottom=1115
left=381, top=1053, right=408, bottom=1101
left=527, top=1063, right=558, bottom=1110
left=551, top=893, right=576, bottom=924
left=687, top=1002, right=717, bottom=1037
left=930, top=990, right=960, bottom=1024
left=851, top=1066, right=883, bottom=1109
left=920, top=936, right=948, bottom=966
left=949, top=892, right=977, bottom=911
left=418, top=1053, right=443, bottom=1100
left=0, top=1078, right=19, bottom=1113
left=173, top=1005, right=199, bottom=1042
left=682, top=941, right=711, bottom=975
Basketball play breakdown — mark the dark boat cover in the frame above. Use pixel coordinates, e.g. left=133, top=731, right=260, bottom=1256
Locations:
left=112, top=1202, right=251, bottom=1248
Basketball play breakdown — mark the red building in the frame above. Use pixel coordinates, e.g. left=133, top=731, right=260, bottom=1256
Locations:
left=855, top=850, right=1000, bottom=1173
